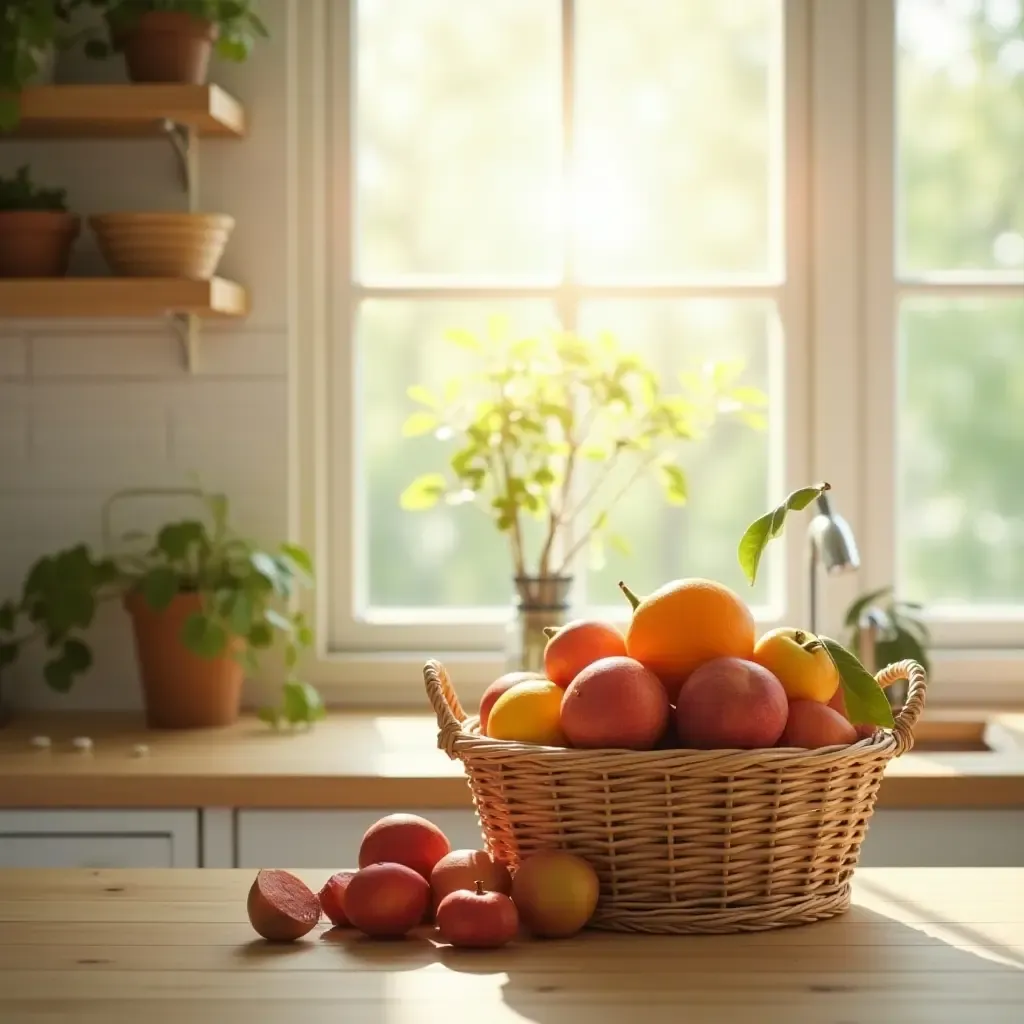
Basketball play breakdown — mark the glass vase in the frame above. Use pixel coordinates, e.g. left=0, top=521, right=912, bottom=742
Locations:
left=504, top=575, right=573, bottom=674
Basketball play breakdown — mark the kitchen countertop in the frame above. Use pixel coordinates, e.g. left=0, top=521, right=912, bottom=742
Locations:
left=0, top=867, right=1022, bottom=1022
left=1, top=708, right=1023, bottom=810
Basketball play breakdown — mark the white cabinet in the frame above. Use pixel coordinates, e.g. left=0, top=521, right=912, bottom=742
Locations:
left=859, top=810, right=1024, bottom=867
left=237, top=810, right=483, bottom=869
left=0, top=810, right=199, bottom=868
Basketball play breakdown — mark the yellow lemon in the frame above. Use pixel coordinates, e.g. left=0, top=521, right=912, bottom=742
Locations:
left=486, top=679, right=566, bottom=746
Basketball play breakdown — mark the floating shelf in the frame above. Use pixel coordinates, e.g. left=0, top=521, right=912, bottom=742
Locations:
left=6, top=84, right=246, bottom=139
left=0, top=277, right=248, bottom=319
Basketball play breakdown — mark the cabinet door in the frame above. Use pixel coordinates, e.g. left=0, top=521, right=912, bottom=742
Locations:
left=859, top=810, right=1024, bottom=867
left=237, top=810, right=483, bottom=869
left=0, top=810, right=199, bottom=868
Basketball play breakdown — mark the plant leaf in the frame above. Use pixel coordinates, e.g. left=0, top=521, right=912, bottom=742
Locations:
left=737, top=482, right=830, bottom=586
left=181, top=613, right=228, bottom=659
left=406, top=385, right=439, bottom=408
left=139, top=567, right=179, bottom=610
left=659, top=463, right=688, bottom=506
left=257, top=706, right=281, bottom=728
left=819, top=636, right=895, bottom=728
left=402, top=411, right=439, bottom=437
left=400, top=473, right=446, bottom=511
left=280, top=543, right=314, bottom=579
left=843, top=585, right=895, bottom=627
left=282, top=679, right=326, bottom=725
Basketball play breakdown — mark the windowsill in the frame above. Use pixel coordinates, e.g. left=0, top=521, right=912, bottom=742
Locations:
left=2, top=707, right=1024, bottom=812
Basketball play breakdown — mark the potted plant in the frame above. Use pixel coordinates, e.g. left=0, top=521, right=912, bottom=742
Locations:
left=0, top=487, right=324, bottom=730
left=0, top=0, right=79, bottom=133
left=82, top=0, right=269, bottom=84
left=399, top=320, right=768, bottom=670
left=0, top=165, right=81, bottom=277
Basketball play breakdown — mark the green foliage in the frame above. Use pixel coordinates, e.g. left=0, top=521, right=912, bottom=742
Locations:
left=0, top=0, right=79, bottom=132
left=843, top=585, right=932, bottom=677
left=737, top=482, right=830, bottom=586
left=400, top=320, right=767, bottom=579
left=818, top=636, right=895, bottom=729
left=0, top=487, right=323, bottom=728
left=0, top=165, right=69, bottom=211
left=81, top=0, right=269, bottom=63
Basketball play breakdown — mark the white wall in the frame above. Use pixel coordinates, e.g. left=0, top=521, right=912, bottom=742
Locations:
left=0, top=2, right=292, bottom=711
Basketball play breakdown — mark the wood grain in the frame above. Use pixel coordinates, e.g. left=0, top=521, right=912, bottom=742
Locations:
left=9, top=85, right=246, bottom=138
left=1, top=709, right=1022, bottom=811
left=0, top=868, right=1021, bottom=1022
left=0, top=277, right=249, bottom=320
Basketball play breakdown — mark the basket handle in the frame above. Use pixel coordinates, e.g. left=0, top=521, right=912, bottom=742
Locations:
left=424, top=660, right=467, bottom=759
left=875, top=659, right=927, bottom=756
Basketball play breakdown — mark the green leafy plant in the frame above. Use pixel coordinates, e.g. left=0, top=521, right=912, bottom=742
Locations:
left=81, top=0, right=269, bottom=63
left=736, top=482, right=895, bottom=728
left=0, top=0, right=78, bottom=133
left=0, top=487, right=323, bottom=728
left=843, top=585, right=932, bottom=676
left=400, top=318, right=767, bottom=579
left=0, top=164, right=69, bottom=211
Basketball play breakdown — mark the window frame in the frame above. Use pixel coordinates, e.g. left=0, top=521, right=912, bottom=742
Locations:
left=288, top=0, right=1024, bottom=707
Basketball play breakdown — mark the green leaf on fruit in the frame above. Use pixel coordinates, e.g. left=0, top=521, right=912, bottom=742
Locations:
left=737, top=482, right=830, bottom=585
left=819, top=636, right=895, bottom=728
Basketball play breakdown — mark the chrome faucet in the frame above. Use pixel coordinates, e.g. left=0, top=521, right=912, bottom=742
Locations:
left=807, top=492, right=860, bottom=636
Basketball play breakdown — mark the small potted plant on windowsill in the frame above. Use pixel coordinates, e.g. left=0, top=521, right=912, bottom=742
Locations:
left=0, top=0, right=79, bottom=133
left=0, top=165, right=81, bottom=278
left=82, top=0, right=269, bottom=85
left=0, top=487, right=324, bottom=730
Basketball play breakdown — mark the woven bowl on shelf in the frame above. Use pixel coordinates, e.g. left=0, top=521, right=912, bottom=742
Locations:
left=89, top=212, right=235, bottom=279
left=425, top=658, right=927, bottom=936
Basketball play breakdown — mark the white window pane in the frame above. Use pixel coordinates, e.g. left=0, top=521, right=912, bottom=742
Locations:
left=361, top=300, right=556, bottom=610
left=578, top=300, right=778, bottom=609
left=355, top=0, right=561, bottom=280
left=574, top=0, right=783, bottom=280
left=898, top=0, right=1024, bottom=273
left=898, top=297, right=1024, bottom=606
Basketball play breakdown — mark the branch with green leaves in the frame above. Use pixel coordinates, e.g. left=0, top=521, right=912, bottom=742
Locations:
left=400, top=320, right=767, bottom=579
left=736, top=482, right=898, bottom=729
left=0, top=486, right=323, bottom=728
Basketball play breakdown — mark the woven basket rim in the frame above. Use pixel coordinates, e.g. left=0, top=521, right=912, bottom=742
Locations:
left=425, top=657, right=927, bottom=769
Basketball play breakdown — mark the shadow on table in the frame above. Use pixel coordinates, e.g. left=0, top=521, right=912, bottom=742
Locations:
left=439, top=906, right=1024, bottom=1024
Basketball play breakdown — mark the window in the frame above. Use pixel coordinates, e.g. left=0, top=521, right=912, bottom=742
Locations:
left=293, top=0, right=1023, bottom=700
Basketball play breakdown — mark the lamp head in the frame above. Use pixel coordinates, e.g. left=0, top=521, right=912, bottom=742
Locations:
left=808, top=492, right=860, bottom=575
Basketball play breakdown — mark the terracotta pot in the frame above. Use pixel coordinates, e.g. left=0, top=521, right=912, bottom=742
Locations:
left=90, top=212, right=235, bottom=280
left=121, top=12, right=219, bottom=85
left=125, top=590, right=244, bottom=730
left=0, top=211, right=80, bottom=278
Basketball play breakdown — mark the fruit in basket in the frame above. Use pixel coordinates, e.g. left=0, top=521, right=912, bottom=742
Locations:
left=828, top=687, right=878, bottom=740
left=559, top=655, right=669, bottom=750
left=318, top=869, right=356, bottom=927
left=344, top=862, right=430, bottom=938
left=430, top=849, right=513, bottom=911
left=653, top=712, right=681, bottom=749
left=619, top=578, right=756, bottom=702
left=511, top=850, right=600, bottom=939
left=246, top=869, right=321, bottom=942
left=542, top=620, right=627, bottom=688
left=675, top=656, right=788, bottom=749
left=779, top=699, right=858, bottom=748
left=435, top=880, right=520, bottom=949
left=752, top=627, right=840, bottom=703
left=479, top=671, right=544, bottom=734
left=486, top=679, right=567, bottom=746
left=358, top=813, right=452, bottom=880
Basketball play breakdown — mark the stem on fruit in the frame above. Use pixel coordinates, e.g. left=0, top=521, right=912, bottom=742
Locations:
left=794, top=630, right=806, bottom=644
left=801, top=639, right=824, bottom=653
left=474, top=880, right=486, bottom=896
left=542, top=627, right=559, bottom=639
left=618, top=581, right=641, bottom=611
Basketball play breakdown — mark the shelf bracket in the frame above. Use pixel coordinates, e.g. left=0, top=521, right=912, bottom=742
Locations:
left=168, top=313, right=199, bottom=373
left=160, top=118, right=199, bottom=210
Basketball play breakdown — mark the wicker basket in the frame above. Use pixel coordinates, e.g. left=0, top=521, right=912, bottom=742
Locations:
left=425, top=658, right=927, bottom=935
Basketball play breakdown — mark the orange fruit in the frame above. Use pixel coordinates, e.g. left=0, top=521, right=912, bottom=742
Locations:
left=752, top=627, right=840, bottom=703
left=619, top=578, right=756, bottom=702
left=486, top=680, right=566, bottom=746
left=543, top=619, right=627, bottom=688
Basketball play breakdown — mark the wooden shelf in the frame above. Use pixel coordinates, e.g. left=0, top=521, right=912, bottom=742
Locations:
left=0, top=277, right=248, bottom=319
left=5, top=84, right=246, bottom=139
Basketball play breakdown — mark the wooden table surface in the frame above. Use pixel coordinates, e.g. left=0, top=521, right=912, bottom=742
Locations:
left=3, top=709, right=1024, bottom=810
left=0, top=868, right=1021, bottom=1023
